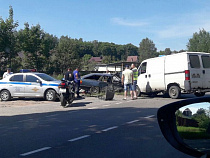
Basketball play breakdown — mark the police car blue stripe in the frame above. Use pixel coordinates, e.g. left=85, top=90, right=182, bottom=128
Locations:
left=42, top=83, right=59, bottom=86
left=0, top=82, right=59, bottom=86
left=0, top=82, right=31, bottom=85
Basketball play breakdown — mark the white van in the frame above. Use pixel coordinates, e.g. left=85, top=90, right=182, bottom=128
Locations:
left=137, top=52, right=210, bottom=99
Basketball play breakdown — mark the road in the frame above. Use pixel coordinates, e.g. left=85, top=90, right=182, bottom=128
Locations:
left=0, top=94, right=202, bottom=158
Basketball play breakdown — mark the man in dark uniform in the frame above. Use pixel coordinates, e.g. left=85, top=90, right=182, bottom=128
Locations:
left=64, top=68, right=73, bottom=81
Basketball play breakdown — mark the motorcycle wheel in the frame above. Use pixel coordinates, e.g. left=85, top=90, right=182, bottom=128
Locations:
left=60, top=94, right=67, bottom=107
left=67, top=93, right=75, bottom=106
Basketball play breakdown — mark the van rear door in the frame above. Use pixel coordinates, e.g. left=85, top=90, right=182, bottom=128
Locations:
left=188, top=55, right=203, bottom=89
left=201, top=55, right=210, bottom=88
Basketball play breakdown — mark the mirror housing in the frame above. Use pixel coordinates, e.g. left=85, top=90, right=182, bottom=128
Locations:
left=36, top=80, right=42, bottom=83
left=157, top=97, right=210, bottom=158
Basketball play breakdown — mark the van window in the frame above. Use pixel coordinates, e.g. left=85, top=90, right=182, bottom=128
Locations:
left=201, top=56, right=210, bottom=68
left=140, top=62, right=147, bottom=74
left=189, top=55, right=200, bottom=68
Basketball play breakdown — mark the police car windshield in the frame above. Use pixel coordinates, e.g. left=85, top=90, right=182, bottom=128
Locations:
left=36, top=73, right=57, bottom=81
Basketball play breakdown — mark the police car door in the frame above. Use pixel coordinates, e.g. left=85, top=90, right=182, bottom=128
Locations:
left=24, top=74, right=43, bottom=97
left=9, top=74, right=25, bottom=97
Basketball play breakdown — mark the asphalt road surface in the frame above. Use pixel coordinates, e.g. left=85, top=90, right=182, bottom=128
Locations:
left=1, top=93, right=207, bottom=158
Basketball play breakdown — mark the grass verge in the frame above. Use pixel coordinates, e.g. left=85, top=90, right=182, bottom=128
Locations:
left=177, top=126, right=210, bottom=139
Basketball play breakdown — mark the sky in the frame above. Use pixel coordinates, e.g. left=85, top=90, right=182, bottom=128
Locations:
left=180, top=102, right=210, bottom=115
left=1, top=0, right=210, bottom=51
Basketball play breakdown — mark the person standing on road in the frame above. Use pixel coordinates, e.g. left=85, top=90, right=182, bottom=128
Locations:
left=3, top=68, right=13, bottom=78
left=73, top=67, right=81, bottom=98
left=121, top=65, right=133, bottom=100
left=64, top=68, right=74, bottom=81
left=131, top=64, right=138, bottom=99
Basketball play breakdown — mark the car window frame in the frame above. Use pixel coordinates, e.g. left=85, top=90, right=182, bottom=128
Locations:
left=9, top=74, right=24, bottom=82
left=26, top=74, right=39, bottom=83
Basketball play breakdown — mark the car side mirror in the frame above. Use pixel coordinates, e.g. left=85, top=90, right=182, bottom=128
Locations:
left=36, top=80, right=42, bottom=84
left=157, top=97, right=210, bottom=158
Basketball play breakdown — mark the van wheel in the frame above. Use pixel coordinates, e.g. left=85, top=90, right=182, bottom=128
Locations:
left=136, top=85, right=141, bottom=97
left=194, top=92, right=205, bottom=97
left=168, top=86, right=181, bottom=99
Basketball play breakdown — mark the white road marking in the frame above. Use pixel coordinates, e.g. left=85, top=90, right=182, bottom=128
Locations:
left=87, top=107, right=98, bottom=109
left=20, top=147, right=51, bottom=156
left=102, top=126, right=118, bottom=132
left=68, top=135, right=90, bottom=142
left=103, top=105, right=110, bottom=107
left=126, top=120, right=139, bottom=124
left=144, top=115, right=155, bottom=119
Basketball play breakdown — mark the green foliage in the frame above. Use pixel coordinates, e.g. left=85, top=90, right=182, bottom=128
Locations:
left=164, top=48, right=172, bottom=55
left=138, top=38, right=158, bottom=62
left=192, top=108, right=210, bottom=129
left=81, top=54, right=92, bottom=70
left=177, top=126, right=210, bottom=139
left=187, top=29, right=210, bottom=53
left=0, top=6, right=18, bottom=70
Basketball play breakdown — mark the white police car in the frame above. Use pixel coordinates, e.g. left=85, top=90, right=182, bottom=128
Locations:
left=0, top=69, right=60, bottom=101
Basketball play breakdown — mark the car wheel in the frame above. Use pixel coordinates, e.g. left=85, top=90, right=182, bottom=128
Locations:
left=0, top=90, right=11, bottom=101
left=45, top=89, right=56, bottom=101
left=90, top=86, right=100, bottom=94
left=194, top=92, right=205, bottom=97
left=168, top=85, right=181, bottom=99
left=136, top=85, right=141, bottom=97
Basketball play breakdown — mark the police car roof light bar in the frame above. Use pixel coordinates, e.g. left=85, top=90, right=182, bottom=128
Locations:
left=20, top=69, right=37, bottom=73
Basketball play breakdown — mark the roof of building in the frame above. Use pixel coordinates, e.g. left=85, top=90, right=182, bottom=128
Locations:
left=89, top=57, right=103, bottom=62
left=126, top=56, right=138, bottom=62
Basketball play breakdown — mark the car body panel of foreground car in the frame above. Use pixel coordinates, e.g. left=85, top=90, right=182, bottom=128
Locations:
left=0, top=72, right=60, bottom=101
left=80, top=73, right=113, bottom=94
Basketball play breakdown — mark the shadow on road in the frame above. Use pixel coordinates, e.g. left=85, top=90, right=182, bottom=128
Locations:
left=0, top=102, right=195, bottom=158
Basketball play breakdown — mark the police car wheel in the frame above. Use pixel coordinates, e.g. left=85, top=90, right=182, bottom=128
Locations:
left=45, top=89, right=56, bottom=101
left=0, top=90, right=11, bottom=101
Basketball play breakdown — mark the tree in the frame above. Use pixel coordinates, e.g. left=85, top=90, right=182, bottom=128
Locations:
left=81, top=54, right=92, bottom=70
left=124, top=43, right=138, bottom=61
left=0, top=6, right=19, bottom=70
left=51, top=36, right=80, bottom=74
left=41, top=33, right=58, bottom=73
left=17, top=23, right=46, bottom=70
left=192, top=108, right=209, bottom=129
left=187, top=29, right=210, bottom=53
left=138, top=38, right=158, bottom=62
left=165, top=48, right=172, bottom=55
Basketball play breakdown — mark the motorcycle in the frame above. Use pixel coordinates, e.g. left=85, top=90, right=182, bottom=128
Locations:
left=58, top=79, right=75, bottom=107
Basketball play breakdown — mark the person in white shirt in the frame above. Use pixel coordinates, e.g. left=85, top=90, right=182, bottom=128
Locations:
left=121, top=65, right=133, bottom=100
left=3, top=68, right=13, bottom=78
